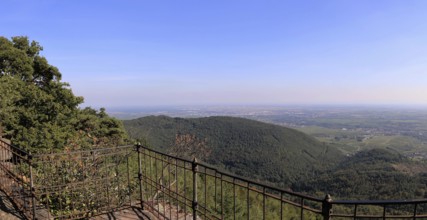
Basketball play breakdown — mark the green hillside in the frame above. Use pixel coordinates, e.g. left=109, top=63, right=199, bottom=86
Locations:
left=124, top=115, right=343, bottom=186
left=293, top=148, right=427, bottom=199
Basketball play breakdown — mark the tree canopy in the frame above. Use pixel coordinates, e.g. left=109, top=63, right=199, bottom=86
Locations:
left=0, top=36, right=127, bottom=153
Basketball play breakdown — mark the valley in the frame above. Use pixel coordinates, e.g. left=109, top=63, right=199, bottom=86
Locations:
left=122, top=109, right=427, bottom=200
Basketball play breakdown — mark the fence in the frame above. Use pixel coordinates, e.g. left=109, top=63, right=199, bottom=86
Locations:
left=0, top=138, right=34, bottom=219
left=136, top=144, right=427, bottom=220
left=0, top=138, right=137, bottom=219
left=1, top=137, right=427, bottom=219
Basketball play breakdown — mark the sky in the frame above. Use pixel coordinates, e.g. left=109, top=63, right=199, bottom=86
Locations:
left=2, top=0, right=427, bottom=108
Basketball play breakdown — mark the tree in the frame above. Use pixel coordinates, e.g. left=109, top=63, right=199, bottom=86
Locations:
left=0, top=36, right=127, bottom=153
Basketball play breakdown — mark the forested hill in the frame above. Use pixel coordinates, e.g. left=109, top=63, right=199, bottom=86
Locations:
left=124, top=116, right=427, bottom=199
left=293, top=148, right=427, bottom=200
left=124, top=115, right=344, bottom=186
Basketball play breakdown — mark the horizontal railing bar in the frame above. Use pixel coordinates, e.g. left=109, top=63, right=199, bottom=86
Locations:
left=32, top=145, right=134, bottom=158
left=139, top=144, right=324, bottom=203
left=332, top=199, right=427, bottom=205
left=0, top=139, right=31, bottom=156
left=331, top=213, right=427, bottom=218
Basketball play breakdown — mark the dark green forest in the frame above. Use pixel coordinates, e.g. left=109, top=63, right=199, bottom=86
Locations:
left=124, top=115, right=427, bottom=200
left=124, top=115, right=343, bottom=186
left=293, top=148, right=427, bottom=200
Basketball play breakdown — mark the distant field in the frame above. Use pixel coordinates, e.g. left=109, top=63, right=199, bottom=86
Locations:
left=296, top=126, right=427, bottom=157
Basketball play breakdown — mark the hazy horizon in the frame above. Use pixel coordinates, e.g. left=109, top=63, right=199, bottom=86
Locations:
left=3, top=0, right=427, bottom=108
left=104, top=104, right=427, bottom=120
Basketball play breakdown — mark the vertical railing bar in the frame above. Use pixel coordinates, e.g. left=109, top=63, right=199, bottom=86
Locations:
left=168, top=157, right=172, bottom=220
left=107, top=177, right=111, bottom=212
left=115, top=153, right=120, bottom=208
left=192, top=158, right=198, bottom=220
left=141, top=148, right=146, bottom=207
left=204, top=168, right=207, bottom=219
left=72, top=162, right=77, bottom=218
left=300, top=198, right=304, bottom=220
left=92, top=152, right=97, bottom=215
left=161, top=155, right=166, bottom=218
left=59, top=159, right=64, bottom=218
left=234, top=178, right=236, bottom=220
left=413, top=203, right=418, bottom=220
left=155, top=152, right=160, bottom=217
left=263, top=187, right=266, bottom=220
left=149, top=150, right=154, bottom=211
left=156, top=154, right=160, bottom=217
left=19, top=153, right=26, bottom=214
left=29, top=153, right=36, bottom=220
left=126, top=154, right=131, bottom=206
left=215, top=171, right=218, bottom=212
left=322, top=194, right=332, bottom=220
left=247, top=182, right=250, bottom=220
left=221, top=173, right=224, bottom=219
left=383, top=204, right=386, bottom=220
left=354, top=204, right=358, bottom=220
left=280, top=192, right=283, bottom=220
left=184, top=161, right=187, bottom=216
left=175, top=158, right=179, bottom=220
left=136, top=143, right=144, bottom=210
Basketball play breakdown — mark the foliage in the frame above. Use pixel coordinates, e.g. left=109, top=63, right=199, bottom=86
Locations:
left=31, top=146, right=137, bottom=218
left=124, top=115, right=343, bottom=187
left=293, top=149, right=427, bottom=200
left=125, top=115, right=427, bottom=200
left=0, top=36, right=127, bottom=152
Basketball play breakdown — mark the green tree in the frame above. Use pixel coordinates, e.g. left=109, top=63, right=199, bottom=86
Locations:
left=0, top=36, right=127, bottom=152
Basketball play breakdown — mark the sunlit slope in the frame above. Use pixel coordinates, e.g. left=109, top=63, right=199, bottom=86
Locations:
left=124, top=115, right=343, bottom=186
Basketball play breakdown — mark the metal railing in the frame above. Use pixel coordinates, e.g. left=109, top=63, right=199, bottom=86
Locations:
left=2, top=137, right=427, bottom=219
left=0, top=138, right=138, bottom=219
left=0, top=138, right=34, bottom=219
left=136, top=144, right=427, bottom=220
left=329, top=199, right=427, bottom=219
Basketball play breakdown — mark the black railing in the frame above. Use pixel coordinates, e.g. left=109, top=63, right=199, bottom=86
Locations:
left=0, top=138, right=138, bottom=219
left=330, top=199, right=427, bottom=219
left=136, top=143, right=427, bottom=220
left=0, top=138, right=34, bottom=219
left=1, top=137, right=427, bottom=219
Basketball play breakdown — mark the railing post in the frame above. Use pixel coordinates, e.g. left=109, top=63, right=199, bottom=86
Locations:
left=28, top=153, right=36, bottom=219
left=192, top=158, right=198, bottom=220
left=136, top=143, right=145, bottom=210
left=322, top=194, right=332, bottom=220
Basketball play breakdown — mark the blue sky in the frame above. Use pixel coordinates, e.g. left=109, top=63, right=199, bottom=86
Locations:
left=2, top=0, right=427, bottom=108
